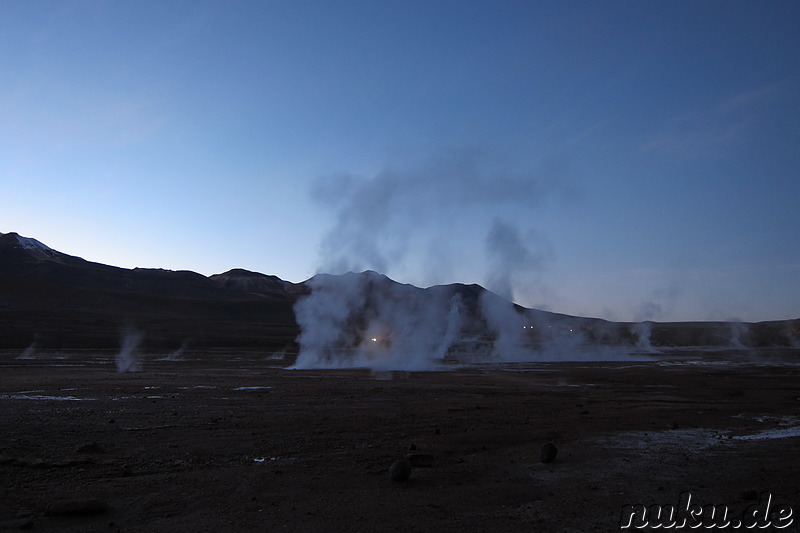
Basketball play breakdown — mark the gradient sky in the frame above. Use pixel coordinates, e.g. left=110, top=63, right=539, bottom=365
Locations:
left=2, top=1, right=799, bottom=322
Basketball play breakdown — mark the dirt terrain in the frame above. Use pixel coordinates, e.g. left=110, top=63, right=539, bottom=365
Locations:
left=2, top=348, right=799, bottom=532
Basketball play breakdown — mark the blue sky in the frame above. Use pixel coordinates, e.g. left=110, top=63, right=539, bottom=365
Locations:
left=2, top=0, right=799, bottom=321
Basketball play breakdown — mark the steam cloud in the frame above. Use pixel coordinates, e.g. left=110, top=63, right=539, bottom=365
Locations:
left=158, top=339, right=190, bottom=361
left=728, top=320, right=750, bottom=349
left=293, top=150, right=636, bottom=369
left=311, top=149, right=566, bottom=282
left=293, top=272, right=466, bottom=369
left=632, top=321, right=660, bottom=353
left=631, top=288, right=679, bottom=354
left=17, top=339, right=37, bottom=360
left=116, top=324, right=143, bottom=372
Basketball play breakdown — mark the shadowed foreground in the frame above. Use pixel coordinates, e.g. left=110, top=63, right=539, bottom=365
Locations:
left=1, top=349, right=799, bottom=532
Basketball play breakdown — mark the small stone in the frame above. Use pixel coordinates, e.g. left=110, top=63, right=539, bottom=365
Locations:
left=389, top=458, right=412, bottom=482
left=540, top=442, right=558, bottom=463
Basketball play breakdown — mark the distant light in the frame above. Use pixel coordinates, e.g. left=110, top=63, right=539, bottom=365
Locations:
left=371, top=338, right=378, bottom=342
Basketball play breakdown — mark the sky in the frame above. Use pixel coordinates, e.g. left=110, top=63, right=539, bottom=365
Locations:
left=1, top=0, right=799, bottom=322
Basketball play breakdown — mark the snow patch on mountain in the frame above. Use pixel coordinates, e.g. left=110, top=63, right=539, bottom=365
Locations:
left=1, top=232, right=63, bottom=260
left=17, top=235, right=57, bottom=254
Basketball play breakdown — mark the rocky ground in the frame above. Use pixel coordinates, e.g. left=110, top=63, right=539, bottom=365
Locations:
left=1, top=348, right=799, bottom=532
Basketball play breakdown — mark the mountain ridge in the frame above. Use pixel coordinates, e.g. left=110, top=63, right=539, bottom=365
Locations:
left=1, top=232, right=797, bottom=353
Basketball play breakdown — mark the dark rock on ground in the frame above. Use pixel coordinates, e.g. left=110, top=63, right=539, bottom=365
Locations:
left=389, top=458, right=412, bottom=482
left=540, top=442, right=558, bottom=463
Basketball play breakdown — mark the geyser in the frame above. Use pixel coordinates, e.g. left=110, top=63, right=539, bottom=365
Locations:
left=632, top=321, right=660, bottom=353
left=728, top=320, right=750, bottom=349
left=292, top=271, right=640, bottom=370
left=158, top=339, right=190, bottom=361
left=293, top=272, right=466, bottom=370
left=294, top=151, right=641, bottom=369
left=116, top=325, right=143, bottom=373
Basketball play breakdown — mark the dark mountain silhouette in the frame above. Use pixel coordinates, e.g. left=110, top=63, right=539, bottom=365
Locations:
left=0, top=232, right=298, bottom=350
left=209, top=268, right=300, bottom=298
left=0, top=232, right=797, bottom=354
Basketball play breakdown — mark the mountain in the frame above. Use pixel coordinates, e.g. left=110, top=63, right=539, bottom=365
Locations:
left=209, top=268, right=300, bottom=298
left=0, top=232, right=797, bottom=354
left=0, top=232, right=62, bottom=261
left=0, top=232, right=299, bottom=350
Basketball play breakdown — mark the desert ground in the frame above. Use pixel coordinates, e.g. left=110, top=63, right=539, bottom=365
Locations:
left=2, top=348, right=799, bottom=532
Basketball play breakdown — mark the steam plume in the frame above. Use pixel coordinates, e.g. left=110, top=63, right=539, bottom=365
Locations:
left=311, top=149, right=566, bottom=281
left=293, top=150, right=637, bottom=369
left=632, top=321, right=660, bottom=353
left=158, top=339, right=190, bottom=361
left=293, top=272, right=465, bottom=370
left=116, top=324, right=143, bottom=372
left=728, top=320, right=749, bottom=349
left=17, top=340, right=37, bottom=359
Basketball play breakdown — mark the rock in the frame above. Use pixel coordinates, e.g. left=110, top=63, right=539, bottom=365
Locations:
left=540, top=442, right=558, bottom=463
left=406, top=453, right=434, bottom=468
left=389, top=458, right=412, bottom=482
left=44, top=498, right=108, bottom=516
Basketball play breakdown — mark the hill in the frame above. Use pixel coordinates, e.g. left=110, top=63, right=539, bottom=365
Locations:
left=0, top=232, right=797, bottom=355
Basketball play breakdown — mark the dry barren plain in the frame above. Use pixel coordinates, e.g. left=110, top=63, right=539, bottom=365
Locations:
left=2, top=348, right=799, bottom=532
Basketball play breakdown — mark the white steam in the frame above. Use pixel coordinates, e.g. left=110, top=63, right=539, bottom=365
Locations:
left=728, top=320, right=749, bottom=349
left=158, top=339, right=190, bottom=361
left=632, top=321, right=660, bottom=353
left=310, top=149, right=566, bottom=283
left=293, top=272, right=466, bottom=370
left=293, top=150, right=637, bottom=369
left=17, top=340, right=37, bottom=359
left=292, top=271, right=638, bottom=370
left=116, top=325, right=143, bottom=372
